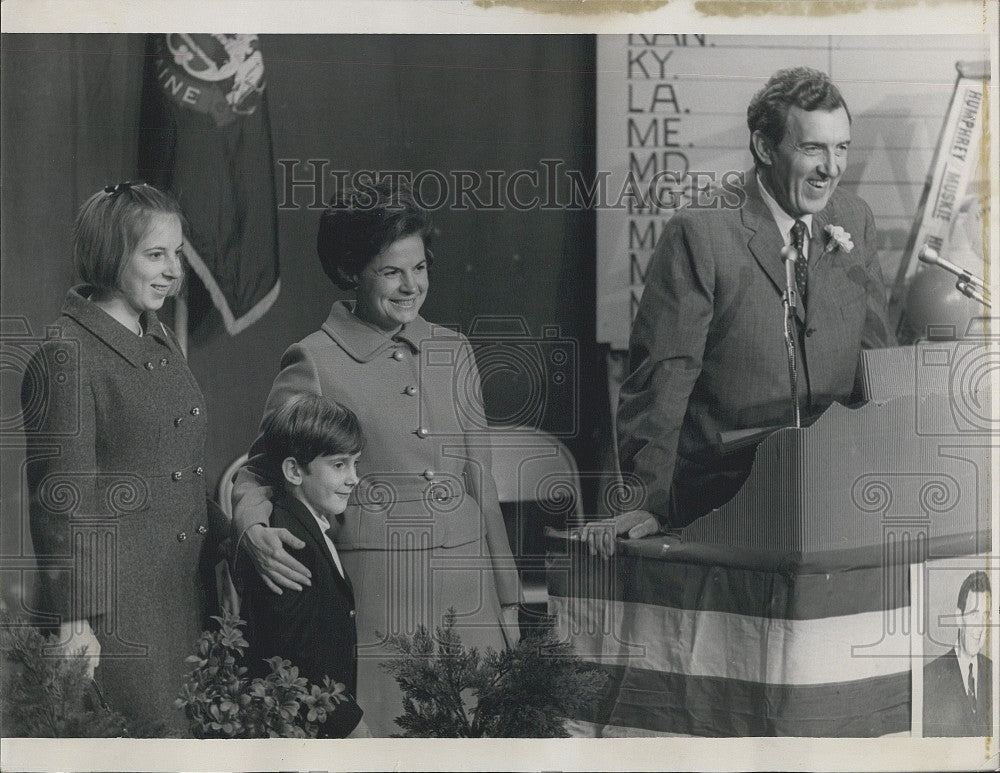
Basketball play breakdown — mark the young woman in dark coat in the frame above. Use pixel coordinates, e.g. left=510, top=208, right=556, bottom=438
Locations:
left=22, top=183, right=211, bottom=735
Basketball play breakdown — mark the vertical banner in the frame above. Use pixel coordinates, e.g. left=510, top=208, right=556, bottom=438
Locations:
left=888, top=61, right=988, bottom=333
left=140, top=34, right=280, bottom=335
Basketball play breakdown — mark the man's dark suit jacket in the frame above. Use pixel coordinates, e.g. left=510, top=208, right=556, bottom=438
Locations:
left=241, top=493, right=363, bottom=737
left=923, top=648, right=993, bottom=737
left=617, top=172, right=892, bottom=527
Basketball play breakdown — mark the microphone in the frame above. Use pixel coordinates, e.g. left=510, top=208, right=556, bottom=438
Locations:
left=779, top=244, right=801, bottom=427
left=781, top=245, right=799, bottom=311
left=918, top=245, right=987, bottom=290
left=918, top=244, right=991, bottom=308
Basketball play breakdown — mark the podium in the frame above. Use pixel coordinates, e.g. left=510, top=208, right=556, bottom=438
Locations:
left=547, top=341, right=994, bottom=737
left=683, top=342, right=993, bottom=554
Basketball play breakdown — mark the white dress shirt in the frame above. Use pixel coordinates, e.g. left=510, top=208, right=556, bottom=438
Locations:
left=294, top=495, right=347, bottom=579
left=757, top=173, right=814, bottom=259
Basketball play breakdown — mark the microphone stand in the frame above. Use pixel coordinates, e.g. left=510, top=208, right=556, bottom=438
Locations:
left=781, top=246, right=802, bottom=429
left=918, top=245, right=992, bottom=309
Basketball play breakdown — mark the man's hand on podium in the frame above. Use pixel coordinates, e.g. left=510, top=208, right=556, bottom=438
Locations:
left=573, top=510, right=660, bottom=557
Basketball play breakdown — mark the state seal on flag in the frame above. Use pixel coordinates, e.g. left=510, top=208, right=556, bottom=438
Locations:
left=154, top=34, right=265, bottom=128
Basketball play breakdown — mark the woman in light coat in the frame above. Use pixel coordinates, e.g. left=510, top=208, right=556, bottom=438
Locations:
left=231, top=178, right=520, bottom=736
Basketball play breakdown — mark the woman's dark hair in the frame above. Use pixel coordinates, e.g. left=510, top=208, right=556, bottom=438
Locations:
left=316, top=177, right=433, bottom=290
left=261, top=393, right=365, bottom=482
left=73, top=182, right=186, bottom=293
left=747, top=67, right=851, bottom=166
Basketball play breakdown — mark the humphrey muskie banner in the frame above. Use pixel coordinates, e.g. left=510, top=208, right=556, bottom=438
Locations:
left=888, top=61, right=988, bottom=324
left=140, top=34, right=280, bottom=335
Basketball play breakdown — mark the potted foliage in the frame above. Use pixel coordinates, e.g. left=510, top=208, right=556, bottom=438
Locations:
left=0, top=614, right=135, bottom=737
left=381, top=611, right=607, bottom=737
left=175, top=611, right=352, bottom=738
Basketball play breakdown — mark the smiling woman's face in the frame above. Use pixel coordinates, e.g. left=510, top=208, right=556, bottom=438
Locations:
left=116, top=212, right=184, bottom=315
left=353, top=233, right=429, bottom=333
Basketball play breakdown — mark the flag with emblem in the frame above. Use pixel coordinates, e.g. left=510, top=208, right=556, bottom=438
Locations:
left=139, top=34, right=280, bottom=334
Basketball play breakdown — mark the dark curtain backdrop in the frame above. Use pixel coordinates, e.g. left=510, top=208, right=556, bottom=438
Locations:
left=1, top=34, right=605, bottom=611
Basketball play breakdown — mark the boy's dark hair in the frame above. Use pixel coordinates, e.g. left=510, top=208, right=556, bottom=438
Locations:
left=260, top=393, right=364, bottom=482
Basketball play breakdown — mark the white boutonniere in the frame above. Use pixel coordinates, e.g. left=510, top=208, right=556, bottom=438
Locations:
left=824, top=224, right=854, bottom=254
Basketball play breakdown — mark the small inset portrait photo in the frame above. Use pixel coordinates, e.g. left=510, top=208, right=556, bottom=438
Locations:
left=914, top=557, right=995, bottom=737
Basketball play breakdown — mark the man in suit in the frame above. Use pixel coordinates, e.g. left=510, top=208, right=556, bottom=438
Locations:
left=923, top=570, right=993, bottom=737
left=583, top=67, right=892, bottom=552
left=240, top=393, right=367, bottom=738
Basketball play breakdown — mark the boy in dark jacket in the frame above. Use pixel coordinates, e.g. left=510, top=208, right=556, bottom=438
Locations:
left=240, top=393, right=368, bottom=737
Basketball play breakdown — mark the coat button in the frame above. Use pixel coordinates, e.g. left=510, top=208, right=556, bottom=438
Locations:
left=196, top=525, right=208, bottom=535
left=177, top=531, right=187, bottom=542
left=195, top=466, right=204, bottom=476
left=174, top=417, right=183, bottom=427
left=416, top=427, right=429, bottom=438
left=190, top=407, right=200, bottom=416
left=349, top=610, right=356, bottom=618
left=404, top=385, right=417, bottom=396
left=172, top=471, right=182, bottom=481
left=144, top=361, right=154, bottom=370
left=392, top=350, right=404, bottom=361
left=159, top=357, right=168, bottom=366
left=422, top=469, right=435, bottom=480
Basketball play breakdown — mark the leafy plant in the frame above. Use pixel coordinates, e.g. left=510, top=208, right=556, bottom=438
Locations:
left=175, top=611, right=351, bottom=738
left=0, top=614, right=132, bottom=737
left=381, top=611, right=607, bottom=737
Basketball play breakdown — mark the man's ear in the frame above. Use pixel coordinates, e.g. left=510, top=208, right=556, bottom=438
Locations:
left=282, top=457, right=304, bottom=486
left=751, top=130, right=774, bottom=167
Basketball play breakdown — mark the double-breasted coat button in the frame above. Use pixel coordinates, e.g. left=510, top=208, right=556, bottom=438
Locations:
left=172, top=471, right=183, bottom=481
left=404, top=385, right=417, bottom=396
left=190, top=407, right=200, bottom=416
left=174, top=417, right=183, bottom=427
left=159, top=357, right=168, bottom=366
left=177, top=531, right=187, bottom=542
left=422, top=469, right=435, bottom=480
left=416, top=427, right=429, bottom=438
left=392, top=350, right=404, bottom=361
left=144, top=361, right=154, bottom=370
left=348, top=610, right=357, bottom=618
left=196, top=525, right=208, bottom=535
left=195, top=466, right=204, bottom=476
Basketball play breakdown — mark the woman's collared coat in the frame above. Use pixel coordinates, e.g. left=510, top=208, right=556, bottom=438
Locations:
left=22, top=286, right=211, bottom=735
left=231, top=300, right=519, bottom=736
